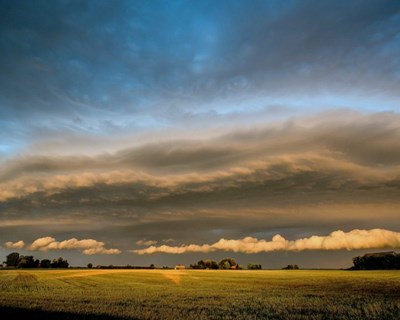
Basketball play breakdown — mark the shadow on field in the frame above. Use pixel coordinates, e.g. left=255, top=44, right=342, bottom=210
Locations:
left=0, top=307, right=136, bottom=320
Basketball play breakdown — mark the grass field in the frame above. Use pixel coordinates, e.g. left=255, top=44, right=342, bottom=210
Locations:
left=0, top=269, right=399, bottom=319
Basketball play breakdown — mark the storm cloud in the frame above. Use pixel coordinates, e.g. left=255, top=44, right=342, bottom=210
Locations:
left=1, top=111, right=400, bottom=203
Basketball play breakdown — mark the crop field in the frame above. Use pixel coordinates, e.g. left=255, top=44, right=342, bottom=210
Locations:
left=0, top=269, right=399, bottom=320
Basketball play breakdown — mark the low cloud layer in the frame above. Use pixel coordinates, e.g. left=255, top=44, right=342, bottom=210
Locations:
left=24, top=237, right=121, bottom=255
left=1, top=112, right=400, bottom=204
left=134, top=229, right=400, bottom=254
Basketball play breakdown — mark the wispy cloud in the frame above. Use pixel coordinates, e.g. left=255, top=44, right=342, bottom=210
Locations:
left=136, top=239, right=158, bottom=246
left=133, top=229, right=400, bottom=254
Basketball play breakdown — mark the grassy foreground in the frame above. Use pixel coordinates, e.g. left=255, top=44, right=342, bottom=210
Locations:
left=0, top=269, right=399, bottom=320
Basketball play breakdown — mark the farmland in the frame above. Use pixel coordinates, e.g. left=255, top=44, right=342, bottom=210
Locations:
left=0, top=269, right=399, bottom=319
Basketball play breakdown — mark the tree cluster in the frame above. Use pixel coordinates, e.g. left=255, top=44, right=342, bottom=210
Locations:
left=190, top=259, right=219, bottom=269
left=351, top=251, right=400, bottom=270
left=189, top=258, right=261, bottom=270
left=282, top=264, right=299, bottom=270
left=3, top=252, right=69, bottom=268
left=190, top=258, right=239, bottom=269
left=247, top=263, right=262, bottom=270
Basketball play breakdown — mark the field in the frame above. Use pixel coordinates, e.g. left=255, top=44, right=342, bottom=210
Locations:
left=0, top=269, right=399, bottom=319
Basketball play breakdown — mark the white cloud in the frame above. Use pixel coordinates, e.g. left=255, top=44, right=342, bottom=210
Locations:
left=4, top=240, right=25, bottom=249
left=133, top=229, right=400, bottom=254
left=28, top=237, right=121, bottom=255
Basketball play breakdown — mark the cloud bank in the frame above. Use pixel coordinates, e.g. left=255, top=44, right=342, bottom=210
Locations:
left=133, top=229, right=400, bottom=254
left=26, top=237, right=121, bottom=255
left=1, top=111, right=400, bottom=203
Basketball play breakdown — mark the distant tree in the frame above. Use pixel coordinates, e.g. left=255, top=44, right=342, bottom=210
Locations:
left=17, top=256, right=36, bottom=268
left=149, top=264, right=155, bottom=269
left=87, top=263, right=93, bottom=269
left=197, top=260, right=206, bottom=269
left=193, top=259, right=218, bottom=269
left=207, top=260, right=219, bottom=269
left=51, top=257, right=69, bottom=268
left=195, top=259, right=218, bottom=269
left=40, top=259, right=51, bottom=268
left=5, top=252, right=20, bottom=267
left=351, top=252, right=400, bottom=270
left=247, top=263, right=262, bottom=270
left=218, top=258, right=238, bottom=269
left=282, top=264, right=299, bottom=270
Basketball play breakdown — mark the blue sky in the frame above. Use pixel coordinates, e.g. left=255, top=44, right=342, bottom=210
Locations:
left=0, top=0, right=399, bottom=267
left=1, top=0, right=399, bottom=156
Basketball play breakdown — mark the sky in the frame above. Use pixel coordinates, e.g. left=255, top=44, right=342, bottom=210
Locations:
left=0, top=0, right=400, bottom=268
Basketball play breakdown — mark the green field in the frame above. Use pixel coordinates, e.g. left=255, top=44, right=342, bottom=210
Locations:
left=0, top=269, right=399, bottom=319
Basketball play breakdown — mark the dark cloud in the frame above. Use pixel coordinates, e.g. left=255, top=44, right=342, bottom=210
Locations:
left=2, top=111, right=400, bottom=181
left=1, top=113, right=400, bottom=257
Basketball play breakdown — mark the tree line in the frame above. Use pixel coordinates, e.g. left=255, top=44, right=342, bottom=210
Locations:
left=3, top=252, right=69, bottom=268
left=189, top=258, right=262, bottom=270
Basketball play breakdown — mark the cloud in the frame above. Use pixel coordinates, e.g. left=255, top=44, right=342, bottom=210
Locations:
left=136, top=239, right=158, bottom=246
left=1, top=0, right=399, bottom=167
left=4, top=240, right=25, bottom=249
left=28, top=237, right=121, bottom=255
left=133, top=229, right=400, bottom=254
left=163, top=239, right=175, bottom=243
left=1, top=111, right=400, bottom=203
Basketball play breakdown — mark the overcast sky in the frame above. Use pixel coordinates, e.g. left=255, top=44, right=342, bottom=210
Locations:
left=1, top=0, right=400, bottom=268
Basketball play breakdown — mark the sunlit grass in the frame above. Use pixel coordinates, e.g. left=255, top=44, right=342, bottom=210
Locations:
left=0, top=269, right=399, bottom=319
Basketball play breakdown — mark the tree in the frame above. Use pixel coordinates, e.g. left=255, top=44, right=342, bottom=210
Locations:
left=17, top=256, right=36, bottom=268
left=40, top=259, right=51, bottom=268
left=218, top=258, right=238, bottom=269
left=87, top=263, right=93, bottom=269
left=247, top=263, right=262, bottom=270
left=51, top=257, right=69, bottom=268
left=282, top=264, right=299, bottom=270
left=351, top=252, right=400, bottom=270
left=190, top=259, right=218, bottom=269
left=5, top=252, right=20, bottom=267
